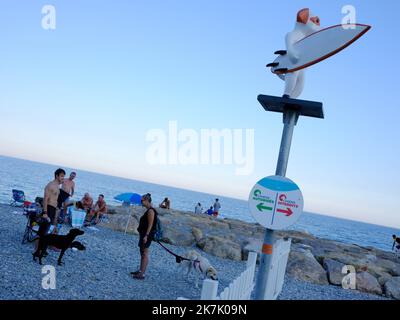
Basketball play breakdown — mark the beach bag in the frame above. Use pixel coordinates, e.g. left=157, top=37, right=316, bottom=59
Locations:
left=71, top=209, right=86, bottom=228
left=151, top=213, right=163, bottom=242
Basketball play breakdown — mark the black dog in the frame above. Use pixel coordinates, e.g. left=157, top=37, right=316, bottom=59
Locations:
left=33, top=229, right=84, bottom=266
left=70, top=241, right=86, bottom=251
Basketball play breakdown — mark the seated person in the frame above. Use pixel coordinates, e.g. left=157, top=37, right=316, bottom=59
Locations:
left=35, top=197, right=44, bottom=210
left=86, top=194, right=107, bottom=225
left=205, top=206, right=214, bottom=216
left=159, top=197, right=171, bottom=210
left=81, top=193, right=94, bottom=213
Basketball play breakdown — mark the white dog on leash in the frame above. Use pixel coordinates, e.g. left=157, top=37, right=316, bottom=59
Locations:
left=181, top=250, right=219, bottom=288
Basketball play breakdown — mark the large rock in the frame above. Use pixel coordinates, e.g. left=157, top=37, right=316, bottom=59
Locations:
left=375, top=259, right=400, bottom=276
left=356, top=272, right=382, bottom=295
left=100, top=214, right=139, bottom=235
left=287, top=250, right=329, bottom=285
left=378, top=273, right=393, bottom=286
left=162, top=225, right=196, bottom=247
left=197, top=236, right=242, bottom=261
left=241, top=239, right=262, bottom=263
left=374, top=249, right=400, bottom=263
left=384, top=277, right=400, bottom=300
left=192, top=227, right=203, bottom=242
left=107, top=205, right=133, bottom=215
left=323, top=259, right=346, bottom=286
left=208, top=220, right=230, bottom=230
left=227, top=220, right=259, bottom=236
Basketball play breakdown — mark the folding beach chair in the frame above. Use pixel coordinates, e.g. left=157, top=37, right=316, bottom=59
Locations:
left=10, top=189, right=26, bottom=207
left=21, top=202, right=42, bottom=244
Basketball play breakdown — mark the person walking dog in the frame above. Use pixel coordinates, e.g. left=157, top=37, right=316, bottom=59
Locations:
left=131, top=193, right=158, bottom=280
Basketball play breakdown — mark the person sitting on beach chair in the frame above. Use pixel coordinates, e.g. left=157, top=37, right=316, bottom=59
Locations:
left=85, top=194, right=107, bottom=225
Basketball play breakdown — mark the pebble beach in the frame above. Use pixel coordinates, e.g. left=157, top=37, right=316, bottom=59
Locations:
left=0, top=204, right=390, bottom=300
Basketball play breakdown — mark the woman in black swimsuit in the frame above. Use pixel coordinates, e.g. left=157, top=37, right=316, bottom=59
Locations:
left=131, top=193, right=157, bottom=280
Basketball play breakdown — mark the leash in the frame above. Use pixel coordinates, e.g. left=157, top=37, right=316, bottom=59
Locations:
left=156, top=241, right=199, bottom=267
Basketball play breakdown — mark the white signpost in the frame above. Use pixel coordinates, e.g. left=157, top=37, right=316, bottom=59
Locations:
left=252, top=8, right=370, bottom=301
left=249, top=176, right=304, bottom=230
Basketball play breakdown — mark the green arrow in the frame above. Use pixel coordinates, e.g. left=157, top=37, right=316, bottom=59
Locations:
left=257, top=203, right=273, bottom=212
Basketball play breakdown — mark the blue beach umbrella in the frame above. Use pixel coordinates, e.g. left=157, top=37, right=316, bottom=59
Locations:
left=114, top=193, right=143, bottom=234
left=114, top=193, right=142, bottom=205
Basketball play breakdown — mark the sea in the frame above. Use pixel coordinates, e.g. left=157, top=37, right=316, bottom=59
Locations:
left=0, top=155, right=398, bottom=252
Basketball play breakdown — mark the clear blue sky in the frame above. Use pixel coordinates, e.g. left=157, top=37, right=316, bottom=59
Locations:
left=0, top=0, right=399, bottom=228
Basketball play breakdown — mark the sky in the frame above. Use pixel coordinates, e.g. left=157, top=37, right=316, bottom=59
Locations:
left=0, top=0, right=399, bottom=228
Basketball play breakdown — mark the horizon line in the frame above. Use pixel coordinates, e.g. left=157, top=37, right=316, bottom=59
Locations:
left=0, top=153, right=398, bottom=230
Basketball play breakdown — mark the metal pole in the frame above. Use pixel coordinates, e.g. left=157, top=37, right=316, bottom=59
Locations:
left=254, top=109, right=299, bottom=300
left=275, top=109, right=298, bottom=177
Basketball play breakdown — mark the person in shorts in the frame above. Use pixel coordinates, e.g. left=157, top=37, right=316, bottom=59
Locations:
left=213, top=199, right=221, bottom=217
left=131, top=193, right=157, bottom=280
left=34, top=168, right=65, bottom=253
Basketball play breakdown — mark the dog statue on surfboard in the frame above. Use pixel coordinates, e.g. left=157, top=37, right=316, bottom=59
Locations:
left=267, top=8, right=371, bottom=99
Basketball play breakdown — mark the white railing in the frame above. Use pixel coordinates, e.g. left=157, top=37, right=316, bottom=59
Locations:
left=263, top=238, right=292, bottom=300
left=178, top=252, right=257, bottom=301
left=178, top=238, right=292, bottom=301
left=217, top=251, right=258, bottom=300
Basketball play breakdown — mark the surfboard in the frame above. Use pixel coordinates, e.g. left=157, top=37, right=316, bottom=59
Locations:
left=268, top=24, right=371, bottom=75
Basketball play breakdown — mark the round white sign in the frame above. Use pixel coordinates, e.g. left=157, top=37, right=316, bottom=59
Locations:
left=248, top=176, right=304, bottom=230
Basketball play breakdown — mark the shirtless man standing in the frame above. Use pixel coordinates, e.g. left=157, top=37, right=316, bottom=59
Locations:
left=35, top=168, right=65, bottom=252
left=59, top=172, right=76, bottom=219
left=62, top=172, right=76, bottom=198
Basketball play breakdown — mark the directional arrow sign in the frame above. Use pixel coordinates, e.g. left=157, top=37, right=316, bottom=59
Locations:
left=277, top=207, right=293, bottom=217
left=248, top=176, right=304, bottom=230
left=257, top=203, right=273, bottom=212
